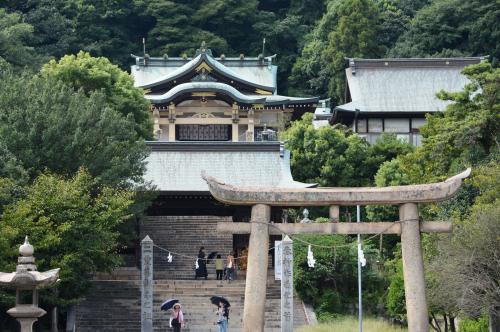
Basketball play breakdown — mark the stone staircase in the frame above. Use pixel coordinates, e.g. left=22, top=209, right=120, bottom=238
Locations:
left=75, top=215, right=310, bottom=330
left=141, top=216, right=234, bottom=280
left=75, top=271, right=308, bottom=331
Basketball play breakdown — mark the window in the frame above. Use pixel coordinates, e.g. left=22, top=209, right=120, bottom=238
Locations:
left=414, top=134, right=423, bottom=147
left=368, top=119, right=383, bottom=132
left=385, top=119, right=409, bottom=133
left=396, top=134, right=410, bottom=143
left=357, top=119, right=367, bottom=133
left=412, top=118, right=426, bottom=132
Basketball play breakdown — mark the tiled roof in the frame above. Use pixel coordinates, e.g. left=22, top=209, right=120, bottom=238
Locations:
left=336, top=57, right=484, bottom=113
left=143, top=142, right=314, bottom=192
left=145, top=82, right=319, bottom=106
left=131, top=52, right=277, bottom=91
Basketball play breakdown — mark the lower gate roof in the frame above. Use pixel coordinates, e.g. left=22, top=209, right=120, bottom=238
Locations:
left=143, top=142, right=314, bottom=192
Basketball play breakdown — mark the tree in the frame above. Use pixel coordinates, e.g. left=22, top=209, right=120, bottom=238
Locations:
left=283, top=113, right=413, bottom=187
left=61, top=0, right=150, bottom=68
left=143, top=0, right=274, bottom=58
left=0, top=169, right=134, bottom=304
left=0, top=68, right=148, bottom=188
left=0, top=8, right=41, bottom=68
left=400, top=62, right=500, bottom=183
left=426, top=162, right=500, bottom=332
left=290, top=0, right=385, bottom=102
left=394, top=61, right=500, bottom=331
left=389, top=0, right=500, bottom=65
left=323, top=0, right=386, bottom=102
left=294, top=233, right=384, bottom=316
left=254, top=14, right=309, bottom=94
left=40, top=51, right=152, bottom=140
left=376, top=0, right=430, bottom=49
left=385, top=251, right=406, bottom=324
left=23, top=0, right=76, bottom=60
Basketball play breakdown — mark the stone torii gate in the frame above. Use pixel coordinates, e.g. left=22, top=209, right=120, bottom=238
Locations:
left=202, top=169, right=471, bottom=332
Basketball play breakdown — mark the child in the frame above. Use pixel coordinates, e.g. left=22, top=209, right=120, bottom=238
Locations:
left=215, top=254, right=224, bottom=280
left=170, top=303, right=184, bottom=332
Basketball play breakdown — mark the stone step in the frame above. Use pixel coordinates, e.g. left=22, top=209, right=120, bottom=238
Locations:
left=75, top=277, right=308, bottom=331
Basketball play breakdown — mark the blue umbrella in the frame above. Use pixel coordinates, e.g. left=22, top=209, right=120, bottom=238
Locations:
left=161, top=298, right=179, bottom=311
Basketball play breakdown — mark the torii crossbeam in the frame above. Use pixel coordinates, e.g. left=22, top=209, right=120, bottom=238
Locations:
left=202, top=168, right=471, bottom=332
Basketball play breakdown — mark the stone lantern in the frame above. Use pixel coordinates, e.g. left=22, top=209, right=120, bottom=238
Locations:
left=0, top=236, right=60, bottom=332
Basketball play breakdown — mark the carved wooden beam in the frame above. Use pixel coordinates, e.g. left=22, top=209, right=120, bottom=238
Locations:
left=202, top=169, right=471, bottom=206
left=216, top=221, right=452, bottom=235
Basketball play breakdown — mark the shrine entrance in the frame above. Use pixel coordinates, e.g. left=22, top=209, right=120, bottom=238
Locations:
left=202, top=169, right=471, bottom=332
left=176, top=124, right=232, bottom=141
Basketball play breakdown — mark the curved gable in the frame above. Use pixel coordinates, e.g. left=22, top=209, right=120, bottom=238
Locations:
left=136, top=52, right=276, bottom=94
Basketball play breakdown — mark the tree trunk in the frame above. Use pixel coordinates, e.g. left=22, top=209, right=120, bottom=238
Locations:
left=430, top=313, right=442, bottom=332
left=449, top=316, right=456, bottom=332
left=444, top=314, right=448, bottom=332
left=489, top=309, right=500, bottom=332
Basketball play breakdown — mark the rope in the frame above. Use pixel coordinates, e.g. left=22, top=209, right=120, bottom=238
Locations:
left=257, top=219, right=418, bottom=249
left=150, top=218, right=419, bottom=259
left=153, top=244, right=275, bottom=261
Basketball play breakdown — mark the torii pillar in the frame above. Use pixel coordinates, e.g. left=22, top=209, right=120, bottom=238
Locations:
left=203, top=169, right=471, bottom=332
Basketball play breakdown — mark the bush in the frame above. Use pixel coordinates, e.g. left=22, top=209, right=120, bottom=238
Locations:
left=458, top=316, right=489, bottom=332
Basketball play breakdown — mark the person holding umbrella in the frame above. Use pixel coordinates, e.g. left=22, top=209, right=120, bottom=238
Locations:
left=170, top=303, right=184, bottom=332
left=211, top=296, right=230, bottom=332
left=161, top=299, right=185, bottom=332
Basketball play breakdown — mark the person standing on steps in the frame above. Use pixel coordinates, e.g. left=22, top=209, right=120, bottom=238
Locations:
left=170, top=303, right=184, bottom=332
left=216, top=301, right=229, bottom=332
left=226, top=251, right=234, bottom=282
left=215, top=254, right=224, bottom=280
left=195, top=246, right=208, bottom=280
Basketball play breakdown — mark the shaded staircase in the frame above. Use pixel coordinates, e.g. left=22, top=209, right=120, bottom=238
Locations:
left=141, top=216, right=234, bottom=280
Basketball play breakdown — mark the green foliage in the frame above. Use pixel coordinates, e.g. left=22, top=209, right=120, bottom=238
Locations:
left=294, top=235, right=384, bottom=315
left=389, top=0, right=500, bottom=65
left=458, top=316, right=489, bottom=332
left=394, top=62, right=500, bottom=327
left=296, top=316, right=408, bottom=331
left=400, top=62, right=500, bottom=183
left=1, top=0, right=497, bottom=100
left=0, top=8, right=41, bottom=68
left=0, top=67, right=148, bottom=188
left=291, top=0, right=385, bottom=101
left=0, top=142, right=28, bottom=184
left=0, top=169, right=134, bottom=304
left=366, top=158, right=409, bottom=222
left=283, top=113, right=413, bottom=187
left=385, top=253, right=406, bottom=323
left=144, top=0, right=270, bottom=57
left=365, top=159, right=410, bottom=256
left=41, top=51, right=152, bottom=139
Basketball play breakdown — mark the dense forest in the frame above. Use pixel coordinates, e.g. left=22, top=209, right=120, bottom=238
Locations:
left=0, top=0, right=499, bottom=331
left=1, top=0, right=498, bottom=102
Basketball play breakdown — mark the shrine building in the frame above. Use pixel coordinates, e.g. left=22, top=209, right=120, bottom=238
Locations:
left=322, top=57, right=485, bottom=145
left=131, top=43, right=318, bottom=277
